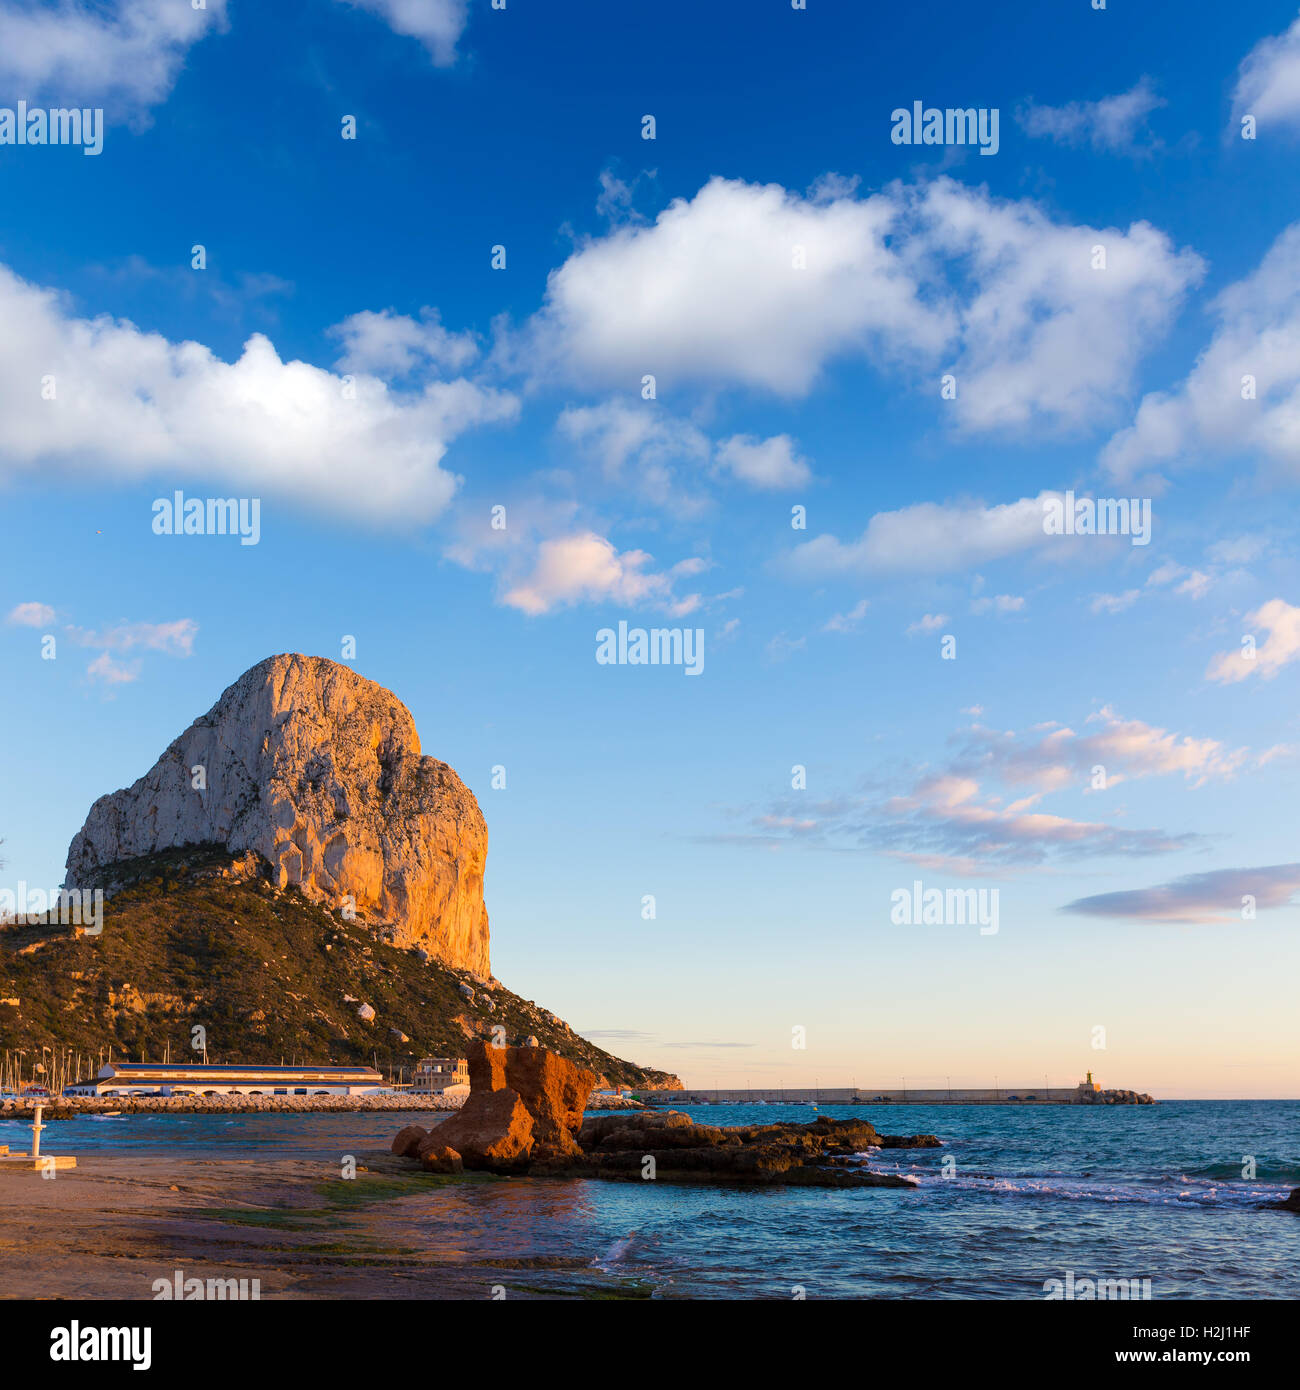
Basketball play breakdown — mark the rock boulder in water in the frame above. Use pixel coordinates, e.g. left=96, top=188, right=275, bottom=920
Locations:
left=426, top=1039, right=599, bottom=1169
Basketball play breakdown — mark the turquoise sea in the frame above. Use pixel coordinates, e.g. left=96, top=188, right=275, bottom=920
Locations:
left=5, top=1100, right=1298, bottom=1299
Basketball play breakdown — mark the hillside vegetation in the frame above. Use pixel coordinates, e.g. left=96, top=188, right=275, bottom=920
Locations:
left=0, top=848, right=679, bottom=1090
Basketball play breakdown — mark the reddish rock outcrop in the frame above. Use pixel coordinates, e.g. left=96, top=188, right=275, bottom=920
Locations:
left=418, top=1143, right=463, bottom=1174
left=542, top=1111, right=941, bottom=1187
left=499, top=1042, right=599, bottom=1159
left=391, top=1124, right=429, bottom=1159
left=430, top=1087, right=535, bottom=1171
left=392, top=1042, right=942, bottom=1187
left=414, top=1040, right=599, bottom=1171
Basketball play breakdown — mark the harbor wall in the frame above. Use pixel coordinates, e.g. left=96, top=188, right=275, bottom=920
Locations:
left=642, top=1086, right=1095, bottom=1105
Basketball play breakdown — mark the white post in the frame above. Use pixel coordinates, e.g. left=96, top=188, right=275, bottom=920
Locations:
left=31, top=1102, right=44, bottom=1158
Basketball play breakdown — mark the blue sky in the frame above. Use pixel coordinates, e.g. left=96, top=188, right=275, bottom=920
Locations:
left=2, top=0, right=1300, bottom=1096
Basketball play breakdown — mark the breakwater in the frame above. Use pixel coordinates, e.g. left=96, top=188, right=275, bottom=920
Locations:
left=645, top=1085, right=1154, bottom=1105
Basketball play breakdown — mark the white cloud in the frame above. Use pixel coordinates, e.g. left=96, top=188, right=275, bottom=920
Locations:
left=337, top=0, right=469, bottom=66
left=594, top=167, right=657, bottom=224
left=67, top=618, right=198, bottom=657
left=720, top=705, right=1237, bottom=866
left=1146, top=561, right=1183, bottom=587
left=0, top=0, right=227, bottom=118
left=1230, top=15, right=1300, bottom=135
left=1091, top=560, right=1215, bottom=618
left=0, top=263, right=516, bottom=525
left=961, top=707, right=1246, bottom=791
left=510, top=176, right=1199, bottom=433
left=714, top=434, right=812, bottom=490
left=556, top=400, right=709, bottom=508
left=971, top=593, right=1024, bottom=615
left=1091, top=590, right=1140, bottom=615
left=1176, top=569, right=1211, bottom=599
left=907, top=613, right=949, bottom=635
left=787, top=492, right=1058, bottom=577
left=330, top=308, right=478, bottom=377
left=823, top=599, right=870, bottom=633
left=913, top=179, right=1203, bottom=432
left=765, top=632, right=806, bottom=663
left=511, top=175, right=952, bottom=396
left=65, top=616, right=197, bottom=686
left=1208, top=535, right=1266, bottom=565
left=87, top=650, right=139, bottom=685
left=501, top=532, right=703, bottom=617
left=1017, top=78, right=1164, bottom=153
left=0, top=1, right=469, bottom=127
left=878, top=770, right=1189, bottom=863
left=1206, top=598, right=1300, bottom=683
left=5, top=601, right=54, bottom=627
left=1103, top=222, right=1300, bottom=482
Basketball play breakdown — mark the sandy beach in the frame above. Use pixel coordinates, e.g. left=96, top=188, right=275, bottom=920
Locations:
left=0, top=1147, right=641, bottom=1300
left=0, top=1103, right=661, bottom=1300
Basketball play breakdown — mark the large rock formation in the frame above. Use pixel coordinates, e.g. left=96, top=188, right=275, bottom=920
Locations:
left=556, top=1112, right=939, bottom=1187
left=392, top=1040, right=600, bottom=1171
left=64, top=654, right=490, bottom=975
left=393, top=1042, right=942, bottom=1186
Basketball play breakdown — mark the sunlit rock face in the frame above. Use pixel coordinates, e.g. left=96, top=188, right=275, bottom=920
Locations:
left=65, top=653, right=490, bottom=975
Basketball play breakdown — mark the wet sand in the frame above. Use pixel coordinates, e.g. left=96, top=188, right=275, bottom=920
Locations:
left=0, top=1150, right=643, bottom=1300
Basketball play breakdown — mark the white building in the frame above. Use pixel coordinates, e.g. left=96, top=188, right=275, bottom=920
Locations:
left=409, top=1057, right=469, bottom=1096
left=63, top=1062, right=387, bottom=1098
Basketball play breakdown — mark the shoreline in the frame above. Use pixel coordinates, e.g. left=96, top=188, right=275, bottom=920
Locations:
left=1, top=1105, right=1294, bottom=1302
left=0, top=1149, right=560, bottom=1300
left=0, top=1093, right=467, bottom=1119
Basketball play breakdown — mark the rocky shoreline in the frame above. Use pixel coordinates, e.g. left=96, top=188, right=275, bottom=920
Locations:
left=393, top=1041, right=943, bottom=1188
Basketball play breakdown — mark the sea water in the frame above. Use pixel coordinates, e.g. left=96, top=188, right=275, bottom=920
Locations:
left=4, top=1100, right=1297, bottom=1299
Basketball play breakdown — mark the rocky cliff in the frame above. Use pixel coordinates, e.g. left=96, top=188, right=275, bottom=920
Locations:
left=65, top=654, right=490, bottom=975
left=0, top=848, right=682, bottom=1090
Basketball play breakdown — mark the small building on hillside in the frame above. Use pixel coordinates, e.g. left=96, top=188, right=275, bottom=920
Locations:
left=410, top=1057, right=469, bottom=1095
left=63, top=1062, right=386, bottom=1098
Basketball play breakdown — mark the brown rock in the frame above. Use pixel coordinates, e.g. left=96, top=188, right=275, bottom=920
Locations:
left=500, top=1043, right=599, bottom=1159
left=391, top=1124, right=429, bottom=1158
left=429, top=1086, right=535, bottom=1171
left=394, top=1039, right=600, bottom=1173
left=418, top=1144, right=463, bottom=1174
left=553, top=1110, right=942, bottom=1188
